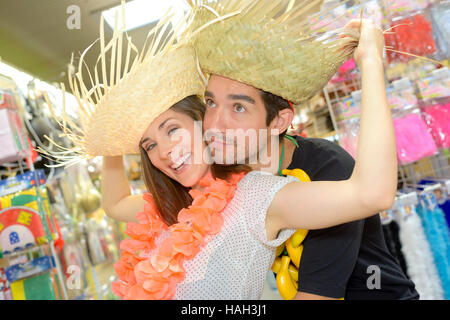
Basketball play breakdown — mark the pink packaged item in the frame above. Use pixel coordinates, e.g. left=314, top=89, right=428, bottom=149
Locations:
left=0, top=91, right=29, bottom=163
left=422, top=103, right=450, bottom=149
left=338, top=118, right=359, bottom=160
left=393, top=113, right=438, bottom=165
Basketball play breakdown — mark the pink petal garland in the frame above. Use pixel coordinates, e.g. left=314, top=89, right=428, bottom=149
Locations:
left=112, top=172, right=246, bottom=300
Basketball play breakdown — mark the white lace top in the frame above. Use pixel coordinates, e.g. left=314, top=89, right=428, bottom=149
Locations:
left=170, top=170, right=298, bottom=300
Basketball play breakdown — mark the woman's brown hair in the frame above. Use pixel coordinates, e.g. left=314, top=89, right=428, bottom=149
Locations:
left=139, top=95, right=250, bottom=226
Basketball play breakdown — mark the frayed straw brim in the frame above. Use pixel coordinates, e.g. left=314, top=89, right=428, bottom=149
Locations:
left=39, top=4, right=205, bottom=166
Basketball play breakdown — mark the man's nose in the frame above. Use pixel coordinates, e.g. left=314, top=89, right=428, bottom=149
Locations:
left=206, top=106, right=228, bottom=132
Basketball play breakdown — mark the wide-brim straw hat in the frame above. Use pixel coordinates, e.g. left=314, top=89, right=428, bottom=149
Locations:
left=41, top=5, right=206, bottom=165
left=191, top=0, right=357, bottom=104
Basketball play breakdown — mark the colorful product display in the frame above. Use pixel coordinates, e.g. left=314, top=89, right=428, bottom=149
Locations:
left=393, top=112, right=438, bottom=165
left=0, top=267, right=12, bottom=300
left=0, top=170, right=59, bottom=256
left=338, top=118, right=359, bottom=160
left=419, top=178, right=450, bottom=230
left=323, top=1, right=450, bottom=301
left=422, top=102, right=450, bottom=149
left=385, top=13, right=436, bottom=63
left=387, top=78, right=419, bottom=109
left=416, top=68, right=450, bottom=101
left=10, top=272, right=58, bottom=300
left=0, top=90, right=30, bottom=163
left=392, top=203, right=444, bottom=299
left=430, top=2, right=450, bottom=59
left=416, top=191, right=450, bottom=299
left=379, top=181, right=450, bottom=300
left=383, top=0, right=433, bottom=14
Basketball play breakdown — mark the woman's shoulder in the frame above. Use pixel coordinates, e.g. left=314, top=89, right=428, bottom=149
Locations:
left=237, top=171, right=299, bottom=193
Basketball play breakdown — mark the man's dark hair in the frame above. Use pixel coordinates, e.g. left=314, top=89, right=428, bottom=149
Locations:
left=259, top=90, right=291, bottom=138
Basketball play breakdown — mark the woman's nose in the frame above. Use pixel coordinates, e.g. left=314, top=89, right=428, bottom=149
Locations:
left=158, top=142, right=173, bottom=160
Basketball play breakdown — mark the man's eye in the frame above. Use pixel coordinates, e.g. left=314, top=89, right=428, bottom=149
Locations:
left=233, top=103, right=246, bottom=113
left=206, top=99, right=216, bottom=108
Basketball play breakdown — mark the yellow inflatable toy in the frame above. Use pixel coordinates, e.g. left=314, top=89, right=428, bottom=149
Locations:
left=272, top=168, right=310, bottom=300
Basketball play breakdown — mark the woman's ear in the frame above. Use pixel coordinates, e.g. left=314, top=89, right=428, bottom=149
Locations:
left=269, top=108, right=294, bottom=135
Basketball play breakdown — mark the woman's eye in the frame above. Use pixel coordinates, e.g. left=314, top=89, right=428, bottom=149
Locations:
left=168, top=127, right=178, bottom=136
left=206, top=99, right=216, bottom=108
left=233, top=103, right=246, bottom=113
left=147, top=143, right=156, bottom=151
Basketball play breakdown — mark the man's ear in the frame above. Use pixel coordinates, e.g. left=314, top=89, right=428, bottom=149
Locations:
left=269, top=108, right=294, bottom=135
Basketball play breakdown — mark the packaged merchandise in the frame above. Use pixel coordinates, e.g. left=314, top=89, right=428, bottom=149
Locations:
left=416, top=190, right=450, bottom=299
left=394, top=201, right=444, bottom=300
left=314, top=0, right=383, bottom=31
left=5, top=255, right=54, bottom=283
left=0, top=267, right=12, bottom=300
left=419, top=178, right=450, bottom=229
left=330, top=58, right=358, bottom=84
left=416, top=68, right=450, bottom=100
left=0, top=170, right=57, bottom=256
left=10, top=272, right=57, bottom=300
left=387, top=78, right=419, bottom=109
left=385, top=13, right=436, bottom=63
left=337, top=118, right=359, bottom=159
left=0, top=90, right=30, bottom=163
left=421, top=102, right=450, bottom=149
left=430, top=2, right=450, bottom=59
left=332, top=90, right=362, bottom=122
left=393, top=112, right=438, bottom=164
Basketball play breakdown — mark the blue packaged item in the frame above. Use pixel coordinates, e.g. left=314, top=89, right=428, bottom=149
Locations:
left=416, top=191, right=450, bottom=299
left=5, top=255, right=55, bottom=283
left=420, top=179, right=450, bottom=229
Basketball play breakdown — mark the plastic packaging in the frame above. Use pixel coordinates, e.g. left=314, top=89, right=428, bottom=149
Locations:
left=394, top=205, right=444, bottom=300
left=416, top=68, right=450, bottom=101
left=416, top=192, right=450, bottom=299
left=421, top=102, right=450, bottom=149
left=385, top=13, right=436, bottom=63
left=0, top=170, right=56, bottom=256
left=387, top=78, right=418, bottom=109
left=430, top=2, right=450, bottom=59
left=338, top=118, right=360, bottom=159
left=0, top=90, right=30, bottom=163
left=393, top=112, right=438, bottom=164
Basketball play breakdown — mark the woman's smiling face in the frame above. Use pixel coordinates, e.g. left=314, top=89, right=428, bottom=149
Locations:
left=140, top=108, right=210, bottom=187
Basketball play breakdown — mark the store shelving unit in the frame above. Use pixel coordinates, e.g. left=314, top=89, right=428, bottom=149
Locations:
left=0, top=155, right=68, bottom=300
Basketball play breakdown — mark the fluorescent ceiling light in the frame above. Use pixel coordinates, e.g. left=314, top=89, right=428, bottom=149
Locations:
left=102, top=0, right=190, bottom=32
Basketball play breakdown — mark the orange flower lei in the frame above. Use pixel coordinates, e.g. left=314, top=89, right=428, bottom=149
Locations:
left=112, top=172, right=246, bottom=300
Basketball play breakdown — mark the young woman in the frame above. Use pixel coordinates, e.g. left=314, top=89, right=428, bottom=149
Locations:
left=106, top=19, right=398, bottom=299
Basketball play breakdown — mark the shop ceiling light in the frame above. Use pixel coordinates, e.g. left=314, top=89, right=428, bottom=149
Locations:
left=101, top=0, right=190, bottom=32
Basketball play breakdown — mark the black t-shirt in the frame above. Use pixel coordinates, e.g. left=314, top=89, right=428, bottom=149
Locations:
left=285, top=135, right=419, bottom=300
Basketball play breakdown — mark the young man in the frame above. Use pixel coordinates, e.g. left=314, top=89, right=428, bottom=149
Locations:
left=202, top=73, right=419, bottom=300
left=190, top=0, right=418, bottom=300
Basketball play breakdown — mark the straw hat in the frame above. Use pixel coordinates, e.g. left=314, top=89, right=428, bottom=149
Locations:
left=191, top=0, right=356, bottom=104
left=42, top=0, right=359, bottom=165
left=41, top=5, right=205, bottom=165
